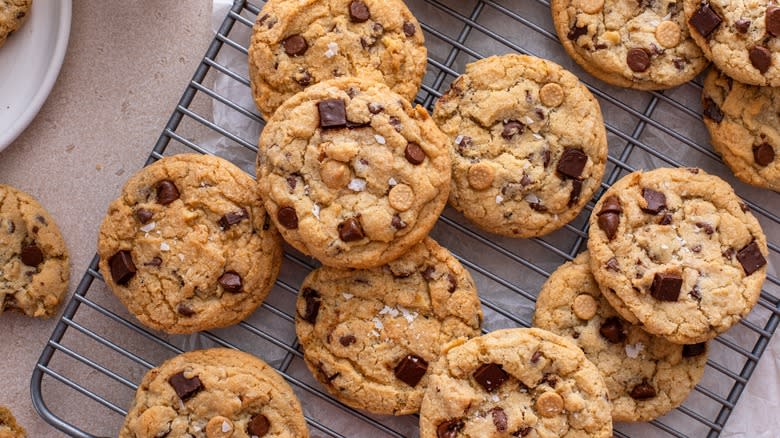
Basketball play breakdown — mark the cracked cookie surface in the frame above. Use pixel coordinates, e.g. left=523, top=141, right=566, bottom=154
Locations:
left=0, top=0, right=31, bottom=48
left=533, top=252, right=707, bottom=422
left=257, top=77, right=451, bottom=269
left=295, top=237, right=483, bottom=415
left=587, top=168, right=768, bottom=344
left=0, top=184, right=69, bottom=318
left=98, top=154, right=282, bottom=334
left=684, top=0, right=780, bottom=87
left=702, top=68, right=780, bottom=191
left=248, top=0, right=427, bottom=119
left=0, top=405, right=26, bottom=438
left=120, top=348, right=308, bottom=438
left=419, top=328, right=612, bottom=438
left=432, top=54, right=607, bottom=238
left=552, top=0, right=708, bottom=90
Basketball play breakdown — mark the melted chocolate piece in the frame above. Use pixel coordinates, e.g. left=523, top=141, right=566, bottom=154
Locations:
left=394, top=354, right=428, bottom=387
left=318, top=99, right=347, bottom=129
left=650, top=272, right=683, bottom=301
left=156, top=180, right=180, bottom=205
left=473, top=363, right=509, bottom=392
left=689, top=3, right=722, bottom=37
left=600, top=317, right=627, bottom=343
left=736, top=241, right=767, bottom=275
left=300, top=287, right=321, bottom=323
left=168, top=372, right=203, bottom=401
left=109, top=250, right=136, bottom=285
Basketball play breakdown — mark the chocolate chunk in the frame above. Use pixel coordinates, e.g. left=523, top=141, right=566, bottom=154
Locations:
left=437, top=419, right=464, bottom=438
left=394, top=354, right=428, bottom=387
left=135, top=208, right=153, bottom=224
left=21, top=244, right=43, bottom=267
left=513, top=427, right=533, bottom=437
left=598, top=213, right=620, bottom=240
left=749, top=46, right=772, bottom=73
left=339, top=335, right=356, bottom=346
left=367, top=102, right=384, bottom=114
left=219, top=271, right=243, bottom=293
left=682, top=342, right=707, bottom=357
left=568, top=179, right=583, bottom=207
left=689, top=3, right=722, bottom=37
left=177, top=304, right=195, bottom=316
left=219, top=209, right=249, bottom=229
left=473, top=363, right=509, bottom=392
left=349, top=1, right=370, bottom=22
left=735, top=18, right=751, bottom=33
left=318, top=99, right=347, bottom=129
left=542, top=149, right=551, bottom=168
left=556, top=148, right=588, bottom=179
left=403, top=22, right=416, bottom=37
left=145, top=256, right=162, bottom=267
left=767, top=6, right=780, bottom=37
left=599, top=196, right=623, bottom=215
left=753, top=143, right=775, bottom=167
left=421, top=266, right=436, bottom=281
left=277, top=207, right=298, bottom=229
left=282, top=34, right=308, bottom=56
left=501, top=120, right=525, bottom=139
left=606, top=257, right=620, bottom=271
left=338, top=217, right=365, bottom=241
left=491, top=407, right=508, bottom=432
left=248, top=414, right=270, bottom=437
left=530, top=350, right=542, bottom=363
left=651, top=272, right=683, bottom=301
left=529, top=200, right=547, bottom=212
left=641, top=188, right=666, bottom=214
left=658, top=212, right=673, bottom=225
left=404, top=143, right=426, bottom=165
left=109, top=250, right=136, bottom=285
left=301, top=287, right=321, bottom=323
left=702, top=97, right=724, bottom=122
left=599, top=317, right=626, bottom=343
left=447, top=273, right=457, bottom=293
left=391, top=214, right=407, bottom=230
left=695, top=222, right=714, bottom=235
left=168, top=372, right=203, bottom=401
left=737, top=241, right=767, bottom=275
left=627, top=48, right=651, bottom=72
left=630, top=381, right=657, bottom=400
left=567, top=24, right=588, bottom=41
left=156, top=180, right=180, bottom=205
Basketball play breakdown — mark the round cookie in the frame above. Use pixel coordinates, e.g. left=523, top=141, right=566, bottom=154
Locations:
left=419, top=328, right=613, bottom=438
left=295, top=237, right=483, bottom=415
left=98, top=154, right=283, bottom=334
left=702, top=68, right=780, bottom=191
left=0, top=184, right=69, bottom=318
left=0, top=0, right=32, bottom=49
left=551, top=0, right=709, bottom=90
left=120, top=348, right=309, bottom=438
left=533, top=252, right=708, bottom=422
left=587, top=167, right=768, bottom=344
left=684, top=0, right=780, bottom=87
left=248, top=0, right=427, bottom=119
left=257, top=77, right=451, bottom=269
left=0, top=406, right=26, bottom=438
left=432, top=54, right=608, bottom=238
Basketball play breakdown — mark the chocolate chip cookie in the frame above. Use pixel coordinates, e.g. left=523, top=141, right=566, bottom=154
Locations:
left=98, top=154, right=283, bottom=334
left=533, top=252, right=708, bottom=422
left=552, top=0, right=709, bottom=90
left=248, top=0, right=427, bottom=119
left=257, top=77, right=451, bottom=269
left=120, top=348, right=308, bottom=438
left=685, top=0, right=780, bottom=87
left=432, top=54, right=608, bottom=238
left=0, top=0, right=32, bottom=48
left=419, top=328, right=612, bottom=438
left=588, top=167, right=768, bottom=344
left=702, top=68, right=780, bottom=191
left=0, top=406, right=25, bottom=438
left=295, top=237, right=482, bottom=415
left=0, top=184, right=69, bottom=318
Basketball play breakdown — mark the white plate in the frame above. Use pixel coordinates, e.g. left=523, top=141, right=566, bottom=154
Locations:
left=0, top=0, right=71, bottom=152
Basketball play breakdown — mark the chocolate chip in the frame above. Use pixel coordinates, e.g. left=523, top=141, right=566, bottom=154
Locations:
left=135, top=208, right=153, bottom=224
left=301, top=287, right=321, bottom=323
left=21, top=244, right=43, bottom=267
left=294, top=69, right=312, bottom=86
left=753, top=143, right=775, bottom=167
left=501, top=120, right=525, bottom=139
left=702, top=97, right=724, bottom=122
left=691, top=244, right=702, bottom=253
left=530, top=350, right=542, bottom=363
left=318, top=99, right=347, bottom=129
left=277, top=207, right=298, bottom=229
left=177, top=304, right=195, bottom=316
left=606, top=257, right=620, bottom=271
left=437, top=419, right=464, bottom=438
left=422, top=266, right=436, bottom=281
left=349, top=1, right=370, bottom=22
left=682, top=342, right=707, bottom=357
left=338, top=217, right=365, bottom=242
left=282, top=34, right=308, bottom=56
left=403, top=22, right=416, bottom=37
left=394, top=354, right=428, bottom=387
left=723, top=247, right=736, bottom=260
left=339, top=335, right=356, bottom=346
left=737, top=241, right=767, bottom=275
left=404, top=143, right=426, bottom=165
left=689, top=3, right=722, bottom=37
left=447, top=273, right=457, bottom=293
left=658, top=212, right=673, bottom=225
left=568, top=179, right=583, bottom=207
left=389, top=116, right=402, bottom=132
left=627, top=48, right=651, bottom=72
left=630, top=381, right=657, bottom=400
left=598, top=213, right=620, bottom=240
left=367, top=102, right=384, bottom=114
left=735, top=18, right=751, bottom=33
left=491, top=407, right=508, bottom=432
left=695, top=221, right=715, bottom=235
left=219, top=209, right=249, bottom=229
left=767, top=6, right=780, bottom=37
left=556, top=148, right=588, bottom=179
left=219, top=271, right=242, bottom=293
left=749, top=46, right=772, bottom=73
left=600, top=196, right=622, bottom=214
left=391, top=214, right=407, bottom=230
left=513, top=427, right=533, bottom=437
left=156, top=180, right=180, bottom=205
left=689, top=285, right=702, bottom=300
left=567, top=24, right=588, bottom=41
left=473, top=363, right=509, bottom=392
left=541, top=149, right=551, bottom=168
left=641, top=188, right=666, bottom=214
left=168, top=372, right=203, bottom=401
left=600, top=317, right=626, bottom=343
left=529, top=200, right=547, bottom=212
left=109, top=250, right=136, bottom=285
left=651, top=272, right=683, bottom=301
left=248, top=414, right=270, bottom=437
left=143, top=257, right=162, bottom=269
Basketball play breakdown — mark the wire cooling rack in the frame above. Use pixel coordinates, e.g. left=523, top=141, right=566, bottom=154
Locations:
left=31, top=0, right=779, bottom=437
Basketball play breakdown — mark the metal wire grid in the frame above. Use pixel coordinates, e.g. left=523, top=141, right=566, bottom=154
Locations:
left=30, top=0, right=779, bottom=437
